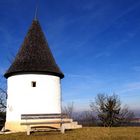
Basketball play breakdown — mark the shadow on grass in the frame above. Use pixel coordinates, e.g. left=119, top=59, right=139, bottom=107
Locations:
left=30, top=129, right=73, bottom=136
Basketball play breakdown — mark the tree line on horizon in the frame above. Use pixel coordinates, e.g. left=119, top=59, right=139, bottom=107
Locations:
left=63, top=93, right=135, bottom=127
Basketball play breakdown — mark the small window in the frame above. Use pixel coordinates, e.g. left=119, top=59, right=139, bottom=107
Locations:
left=31, top=81, right=36, bottom=87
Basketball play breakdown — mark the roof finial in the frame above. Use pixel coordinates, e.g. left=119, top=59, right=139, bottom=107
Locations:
left=34, top=0, right=39, bottom=20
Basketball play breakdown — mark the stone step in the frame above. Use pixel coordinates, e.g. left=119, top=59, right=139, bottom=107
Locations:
left=62, top=121, right=82, bottom=130
left=62, top=118, right=73, bottom=122
left=71, top=121, right=78, bottom=125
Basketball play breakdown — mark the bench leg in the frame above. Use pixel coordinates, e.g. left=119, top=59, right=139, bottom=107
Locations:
left=60, top=125, right=65, bottom=134
left=27, top=125, right=31, bottom=135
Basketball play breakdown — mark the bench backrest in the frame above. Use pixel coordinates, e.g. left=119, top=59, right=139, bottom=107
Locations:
left=21, top=114, right=68, bottom=120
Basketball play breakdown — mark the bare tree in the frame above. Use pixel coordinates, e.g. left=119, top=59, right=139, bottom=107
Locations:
left=119, top=105, right=134, bottom=126
left=0, top=75, right=7, bottom=130
left=62, top=102, right=74, bottom=118
left=0, top=76, right=7, bottom=111
left=90, top=93, right=134, bottom=127
left=0, top=51, right=15, bottom=130
left=0, top=89, right=6, bottom=111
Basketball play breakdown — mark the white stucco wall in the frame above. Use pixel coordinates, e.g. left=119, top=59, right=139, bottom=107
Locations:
left=6, top=74, right=61, bottom=123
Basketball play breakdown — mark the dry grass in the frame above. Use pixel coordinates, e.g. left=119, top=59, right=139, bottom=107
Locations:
left=0, top=127, right=140, bottom=140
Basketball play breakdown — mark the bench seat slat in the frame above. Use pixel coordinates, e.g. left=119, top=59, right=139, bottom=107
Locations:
left=21, top=114, right=63, bottom=117
left=21, top=116, right=62, bottom=119
left=21, top=121, right=71, bottom=125
left=21, top=114, right=67, bottom=120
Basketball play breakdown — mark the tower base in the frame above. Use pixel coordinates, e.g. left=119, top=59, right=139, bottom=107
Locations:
left=5, top=121, right=26, bottom=132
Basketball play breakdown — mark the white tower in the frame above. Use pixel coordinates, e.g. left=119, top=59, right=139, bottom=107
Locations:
left=4, top=20, right=64, bottom=131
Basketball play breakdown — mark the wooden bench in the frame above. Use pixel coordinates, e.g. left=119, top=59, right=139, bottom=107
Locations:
left=21, top=113, right=70, bottom=135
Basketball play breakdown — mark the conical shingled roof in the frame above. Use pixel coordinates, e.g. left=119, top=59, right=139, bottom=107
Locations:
left=4, top=20, right=64, bottom=79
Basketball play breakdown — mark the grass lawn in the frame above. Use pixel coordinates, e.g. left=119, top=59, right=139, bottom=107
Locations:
left=0, top=127, right=140, bottom=140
